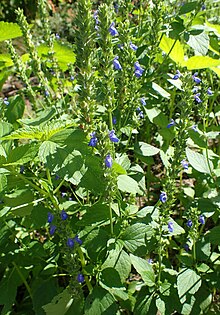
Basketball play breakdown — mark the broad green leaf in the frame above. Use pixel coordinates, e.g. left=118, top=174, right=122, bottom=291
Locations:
left=184, top=56, right=220, bottom=70
left=0, top=21, right=22, bottom=41
left=102, top=249, right=131, bottom=283
left=5, top=95, right=25, bottom=123
left=100, top=267, right=125, bottom=289
left=187, top=31, right=209, bottom=55
left=18, top=107, right=56, bottom=126
left=83, top=227, right=108, bottom=261
left=121, top=223, right=153, bottom=253
left=0, top=54, right=13, bottom=67
left=159, top=35, right=184, bottom=65
left=117, top=174, right=140, bottom=194
left=84, top=286, right=118, bottom=315
left=177, top=268, right=202, bottom=303
left=186, top=147, right=213, bottom=174
left=4, top=189, right=34, bottom=217
left=42, top=289, right=74, bottom=315
left=130, top=254, right=155, bottom=286
left=134, top=141, right=160, bottom=157
left=179, top=2, right=197, bottom=15
left=5, top=143, right=39, bottom=165
left=37, top=42, right=76, bottom=70
left=38, top=141, right=59, bottom=163
left=144, top=107, right=161, bottom=123
left=33, top=279, right=58, bottom=315
left=134, top=289, right=156, bottom=315
left=164, top=218, right=185, bottom=235
left=112, top=162, right=127, bottom=175
left=0, top=267, right=28, bottom=315
left=207, top=226, right=220, bottom=245
left=76, top=203, right=110, bottom=226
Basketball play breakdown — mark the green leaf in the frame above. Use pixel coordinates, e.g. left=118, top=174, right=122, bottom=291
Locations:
left=84, top=286, right=118, bottom=315
left=0, top=21, right=22, bottom=41
left=207, top=226, right=220, bottom=245
left=179, top=2, right=197, bottom=15
left=186, top=147, right=213, bottom=174
left=0, top=266, right=28, bottom=315
left=205, top=21, right=220, bottom=37
left=4, top=189, right=34, bottom=217
left=33, top=279, right=58, bottom=315
left=83, top=227, right=108, bottom=261
left=134, top=289, right=157, bottom=315
left=0, top=54, right=13, bottom=68
left=100, top=267, right=125, bottom=289
left=121, top=223, right=153, bottom=253
left=0, top=173, right=7, bottom=194
left=5, top=95, right=25, bottom=123
left=134, top=141, right=160, bottom=157
left=130, top=254, right=155, bottom=286
left=42, top=288, right=75, bottom=315
left=117, top=174, right=140, bottom=194
left=6, top=143, right=39, bottom=165
left=18, top=107, right=56, bottom=126
left=159, top=35, right=184, bottom=64
left=76, top=203, right=110, bottom=226
left=184, top=56, right=220, bottom=70
left=102, top=249, right=131, bottom=283
left=152, top=82, right=170, bottom=99
left=187, top=31, right=209, bottom=55
left=37, top=42, right=76, bottom=70
left=177, top=268, right=202, bottom=303
left=38, top=141, right=59, bottom=163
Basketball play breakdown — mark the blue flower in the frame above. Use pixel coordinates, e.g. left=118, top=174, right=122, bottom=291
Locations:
left=3, top=97, right=9, bottom=105
left=198, top=214, right=205, bottom=225
left=168, top=222, right=174, bottom=233
left=207, top=87, right=213, bottom=96
left=130, top=42, right=138, bottom=51
left=194, top=93, right=202, bottom=103
left=140, top=98, right=146, bottom=106
left=49, top=225, right=56, bottom=235
left=55, top=174, right=60, bottom=180
left=112, top=116, right=117, bottom=125
left=105, top=154, right=113, bottom=168
left=173, top=70, right=181, bottom=80
left=134, top=61, right=144, bottom=77
left=20, top=165, right=25, bottom=174
left=67, top=238, right=74, bottom=248
left=186, top=219, right=193, bottom=228
left=113, top=56, right=122, bottom=70
left=70, top=75, right=75, bottom=81
left=167, top=119, right=175, bottom=128
left=192, top=73, right=201, bottom=84
left=147, top=258, right=153, bottom=264
left=93, top=10, right=99, bottom=24
left=192, top=86, right=199, bottom=94
left=55, top=33, right=60, bottom=40
left=109, top=22, right=118, bottom=36
left=181, top=159, right=189, bottom=170
left=184, top=244, right=190, bottom=252
left=77, top=273, right=84, bottom=283
left=61, top=210, right=68, bottom=221
left=160, top=191, right=167, bottom=203
left=47, top=212, right=54, bottom=223
left=88, top=132, right=98, bottom=147
left=114, top=3, right=119, bottom=13
left=44, top=90, right=50, bottom=97
left=191, top=125, right=198, bottom=132
left=109, top=130, right=119, bottom=143
left=74, top=235, right=83, bottom=245
left=61, top=192, right=66, bottom=198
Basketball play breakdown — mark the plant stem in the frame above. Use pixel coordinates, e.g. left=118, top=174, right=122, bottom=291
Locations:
left=77, top=247, right=93, bottom=293
left=109, top=200, right=114, bottom=236
left=12, top=262, right=33, bottom=300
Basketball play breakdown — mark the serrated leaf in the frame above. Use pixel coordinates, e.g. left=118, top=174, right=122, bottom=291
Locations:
left=184, top=56, right=220, bottom=70
left=186, top=147, right=213, bottom=174
left=37, top=42, right=76, bottom=70
left=187, top=31, right=209, bottom=55
left=121, top=223, right=153, bottom=253
left=207, top=226, right=220, bottom=245
left=42, top=289, right=74, bottom=315
left=0, top=21, right=22, bottom=41
left=206, top=21, right=220, bottom=37
left=177, top=268, right=201, bottom=303
left=159, top=35, right=184, bottom=64
left=117, top=175, right=140, bottom=194
left=5, top=143, right=39, bottom=165
left=38, top=141, right=59, bottom=163
left=102, top=249, right=131, bottom=283
left=130, top=254, right=155, bottom=286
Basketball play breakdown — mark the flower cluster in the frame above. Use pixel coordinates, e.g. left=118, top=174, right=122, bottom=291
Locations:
left=88, top=132, right=98, bottom=147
